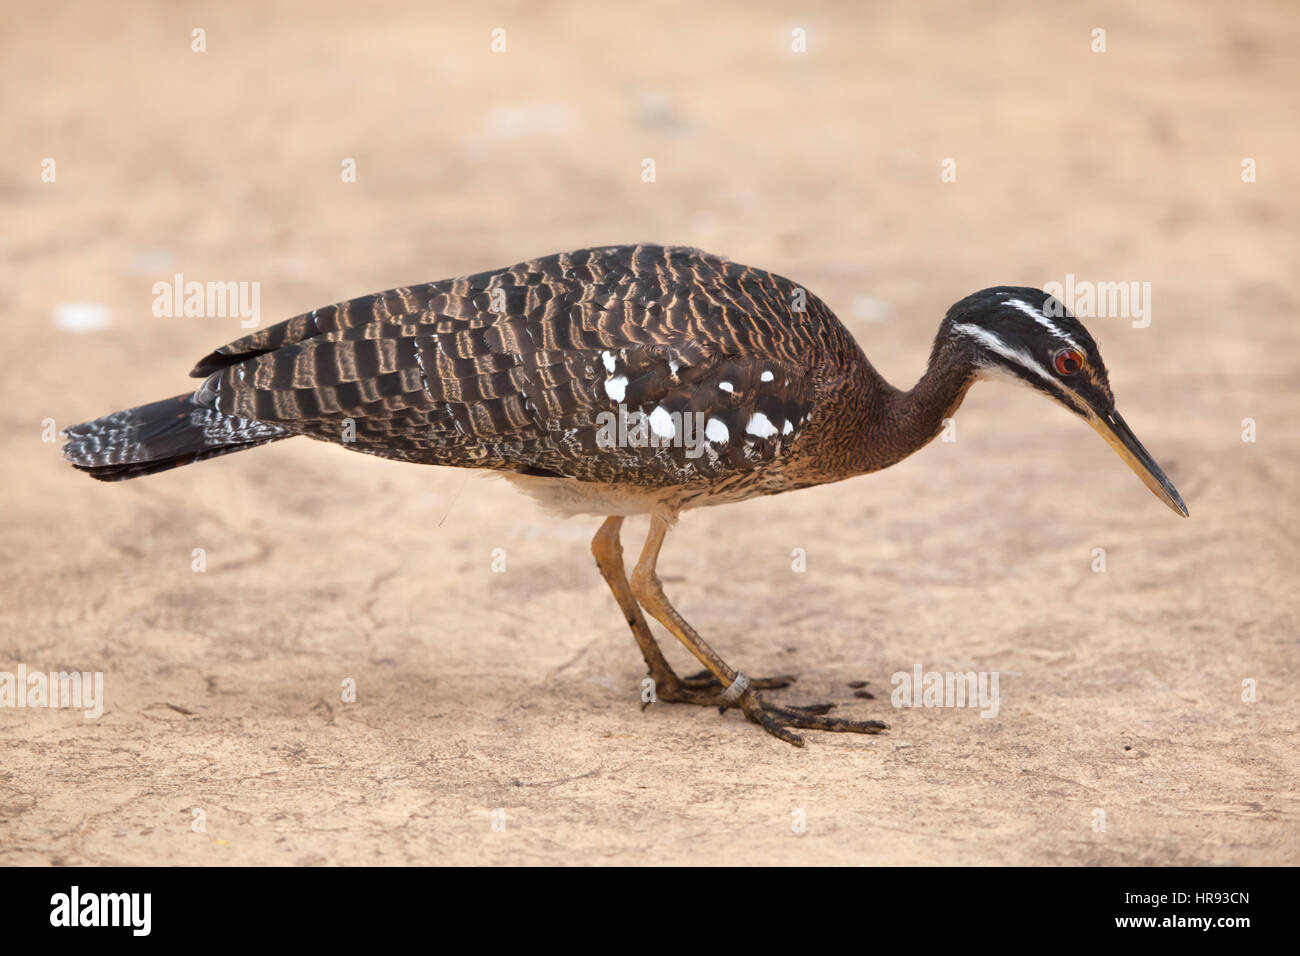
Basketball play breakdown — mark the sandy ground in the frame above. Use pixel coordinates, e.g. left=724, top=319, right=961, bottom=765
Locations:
left=2, top=0, right=1297, bottom=866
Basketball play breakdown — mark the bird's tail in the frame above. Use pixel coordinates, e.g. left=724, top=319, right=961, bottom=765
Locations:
left=62, top=392, right=291, bottom=482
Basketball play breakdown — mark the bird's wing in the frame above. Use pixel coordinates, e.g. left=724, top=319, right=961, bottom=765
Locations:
left=189, top=245, right=821, bottom=485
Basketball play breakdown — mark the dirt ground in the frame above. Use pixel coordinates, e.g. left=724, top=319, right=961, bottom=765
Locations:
left=2, top=0, right=1297, bottom=866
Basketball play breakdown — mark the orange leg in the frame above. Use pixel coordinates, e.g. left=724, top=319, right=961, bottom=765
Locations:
left=590, top=517, right=794, bottom=708
left=627, top=514, right=889, bottom=746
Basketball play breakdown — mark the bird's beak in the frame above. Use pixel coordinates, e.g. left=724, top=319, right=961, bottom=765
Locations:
left=1086, top=408, right=1188, bottom=517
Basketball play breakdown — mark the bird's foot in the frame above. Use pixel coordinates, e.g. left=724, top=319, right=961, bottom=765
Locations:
left=645, top=669, right=795, bottom=708
left=647, top=678, right=741, bottom=708
left=678, top=667, right=796, bottom=691
left=736, top=688, right=889, bottom=748
left=647, top=673, right=888, bottom=746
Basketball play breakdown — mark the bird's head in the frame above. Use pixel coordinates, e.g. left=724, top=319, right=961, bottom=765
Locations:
left=941, top=286, right=1187, bottom=517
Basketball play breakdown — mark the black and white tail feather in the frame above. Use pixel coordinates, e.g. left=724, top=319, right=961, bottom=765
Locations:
left=62, top=392, right=290, bottom=482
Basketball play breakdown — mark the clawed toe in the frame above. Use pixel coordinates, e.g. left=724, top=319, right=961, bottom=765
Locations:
left=645, top=673, right=888, bottom=746
left=739, top=690, right=889, bottom=747
left=777, top=701, right=836, bottom=716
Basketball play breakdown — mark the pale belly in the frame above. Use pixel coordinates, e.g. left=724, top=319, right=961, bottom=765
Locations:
left=502, top=457, right=831, bottom=519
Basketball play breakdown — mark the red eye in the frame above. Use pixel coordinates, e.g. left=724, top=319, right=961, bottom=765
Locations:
left=1054, top=349, right=1084, bottom=375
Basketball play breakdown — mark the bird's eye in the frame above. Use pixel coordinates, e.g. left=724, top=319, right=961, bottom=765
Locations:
left=1053, top=348, right=1084, bottom=375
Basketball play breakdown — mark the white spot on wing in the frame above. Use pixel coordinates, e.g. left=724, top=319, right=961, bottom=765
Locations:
left=604, top=375, right=627, bottom=401
left=705, top=417, right=729, bottom=443
left=718, top=381, right=734, bottom=393
left=601, top=350, right=616, bottom=373
left=760, top=370, right=774, bottom=382
left=745, top=412, right=778, bottom=438
left=648, top=406, right=675, bottom=439
left=782, top=419, right=793, bottom=435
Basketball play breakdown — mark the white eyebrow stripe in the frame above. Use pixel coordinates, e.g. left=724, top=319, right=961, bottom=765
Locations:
left=1003, top=298, right=1080, bottom=350
left=952, top=322, right=1060, bottom=388
left=953, top=323, right=1089, bottom=412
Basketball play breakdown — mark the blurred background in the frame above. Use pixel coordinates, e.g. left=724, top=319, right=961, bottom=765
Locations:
left=2, top=0, right=1297, bottom=865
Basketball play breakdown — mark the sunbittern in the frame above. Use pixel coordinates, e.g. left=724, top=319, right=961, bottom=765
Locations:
left=64, top=245, right=1187, bottom=746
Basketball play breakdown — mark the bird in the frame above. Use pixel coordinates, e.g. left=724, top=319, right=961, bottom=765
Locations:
left=63, top=244, right=1188, bottom=746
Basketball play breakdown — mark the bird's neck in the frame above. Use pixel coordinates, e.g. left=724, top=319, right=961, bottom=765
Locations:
left=843, top=343, right=978, bottom=476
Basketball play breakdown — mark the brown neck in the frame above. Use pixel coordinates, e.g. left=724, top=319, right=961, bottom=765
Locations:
left=844, top=342, right=977, bottom=476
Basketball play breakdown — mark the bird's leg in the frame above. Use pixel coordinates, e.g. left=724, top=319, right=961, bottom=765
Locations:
left=591, top=517, right=792, bottom=708
left=629, top=514, right=889, bottom=747
left=591, top=516, right=683, bottom=701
